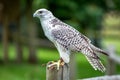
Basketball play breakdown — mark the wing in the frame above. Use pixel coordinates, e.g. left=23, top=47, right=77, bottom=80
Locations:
left=51, top=25, right=94, bottom=57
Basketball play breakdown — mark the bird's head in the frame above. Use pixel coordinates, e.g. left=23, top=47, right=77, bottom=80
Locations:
left=33, top=8, right=54, bottom=20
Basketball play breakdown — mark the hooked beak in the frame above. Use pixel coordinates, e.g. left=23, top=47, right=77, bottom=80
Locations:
left=33, top=12, right=37, bottom=17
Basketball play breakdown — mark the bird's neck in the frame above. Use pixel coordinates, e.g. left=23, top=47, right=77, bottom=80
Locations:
left=40, top=17, right=54, bottom=32
left=40, top=17, right=56, bottom=41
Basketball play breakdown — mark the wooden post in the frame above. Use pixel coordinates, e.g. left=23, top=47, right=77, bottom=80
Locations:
left=46, top=61, right=70, bottom=80
left=69, top=53, right=76, bottom=80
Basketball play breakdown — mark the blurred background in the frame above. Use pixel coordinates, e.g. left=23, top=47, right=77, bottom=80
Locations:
left=0, top=0, right=120, bottom=80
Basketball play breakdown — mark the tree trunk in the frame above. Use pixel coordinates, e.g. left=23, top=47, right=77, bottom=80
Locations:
left=28, top=21, right=37, bottom=63
left=26, top=0, right=37, bottom=63
left=15, top=22, right=23, bottom=63
left=2, top=15, right=9, bottom=63
left=69, top=53, right=76, bottom=80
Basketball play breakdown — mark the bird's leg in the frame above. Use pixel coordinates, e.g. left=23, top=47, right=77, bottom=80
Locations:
left=48, top=58, right=65, bottom=70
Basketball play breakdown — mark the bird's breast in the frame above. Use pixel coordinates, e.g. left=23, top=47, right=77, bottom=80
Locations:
left=41, top=20, right=55, bottom=42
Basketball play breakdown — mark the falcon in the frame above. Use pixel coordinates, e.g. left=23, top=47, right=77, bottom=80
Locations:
left=33, top=8, right=108, bottom=72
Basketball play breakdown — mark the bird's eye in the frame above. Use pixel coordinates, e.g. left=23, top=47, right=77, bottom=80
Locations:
left=38, top=11, right=43, bottom=14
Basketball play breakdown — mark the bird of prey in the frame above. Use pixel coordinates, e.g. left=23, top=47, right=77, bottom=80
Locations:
left=33, top=8, right=108, bottom=72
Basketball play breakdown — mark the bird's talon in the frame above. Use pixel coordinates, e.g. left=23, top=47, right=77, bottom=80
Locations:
left=48, top=59, right=65, bottom=70
left=61, top=62, right=65, bottom=66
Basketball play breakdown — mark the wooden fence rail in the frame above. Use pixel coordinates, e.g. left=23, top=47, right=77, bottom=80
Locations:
left=106, top=46, right=120, bottom=75
left=81, top=75, right=120, bottom=80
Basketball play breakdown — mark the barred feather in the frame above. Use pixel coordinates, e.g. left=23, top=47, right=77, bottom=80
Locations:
left=85, top=56, right=106, bottom=72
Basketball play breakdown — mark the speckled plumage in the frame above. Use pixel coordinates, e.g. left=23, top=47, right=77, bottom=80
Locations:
left=33, top=8, right=108, bottom=72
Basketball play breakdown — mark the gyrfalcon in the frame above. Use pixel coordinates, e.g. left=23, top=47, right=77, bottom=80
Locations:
left=33, top=8, right=108, bottom=72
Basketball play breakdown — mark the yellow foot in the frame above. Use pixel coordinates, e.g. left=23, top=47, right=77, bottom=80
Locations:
left=48, top=60, right=65, bottom=70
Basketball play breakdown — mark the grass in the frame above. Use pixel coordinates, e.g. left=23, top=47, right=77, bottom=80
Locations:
left=0, top=64, right=42, bottom=80
left=0, top=38, right=120, bottom=80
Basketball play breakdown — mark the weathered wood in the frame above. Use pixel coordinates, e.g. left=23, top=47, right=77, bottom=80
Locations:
left=106, top=57, right=116, bottom=75
left=46, top=61, right=70, bottom=80
left=106, top=46, right=116, bottom=75
left=80, top=75, right=120, bottom=80
left=69, top=53, right=76, bottom=80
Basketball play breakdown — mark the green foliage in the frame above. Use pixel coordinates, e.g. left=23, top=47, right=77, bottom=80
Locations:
left=114, top=0, right=120, bottom=10
left=32, top=0, right=47, bottom=11
left=0, top=64, right=46, bottom=80
left=32, top=0, right=120, bottom=27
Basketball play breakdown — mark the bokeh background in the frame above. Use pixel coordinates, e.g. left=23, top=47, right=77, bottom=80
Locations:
left=0, top=0, right=120, bottom=80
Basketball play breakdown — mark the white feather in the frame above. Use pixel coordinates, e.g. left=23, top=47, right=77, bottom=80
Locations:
left=55, top=42, right=70, bottom=63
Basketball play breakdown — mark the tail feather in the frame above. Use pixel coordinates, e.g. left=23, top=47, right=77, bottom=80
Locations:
left=80, top=44, right=106, bottom=72
left=85, top=56, right=106, bottom=72
left=90, top=44, right=108, bottom=56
